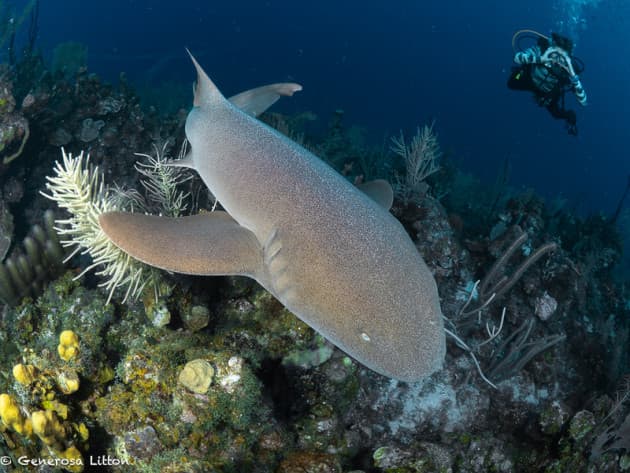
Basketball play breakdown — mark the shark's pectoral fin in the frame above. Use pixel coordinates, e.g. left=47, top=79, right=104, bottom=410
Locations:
left=99, top=211, right=264, bottom=278
left=228, top=83, right=303, bottom=117
left=357, top=179, right=394, bottom=211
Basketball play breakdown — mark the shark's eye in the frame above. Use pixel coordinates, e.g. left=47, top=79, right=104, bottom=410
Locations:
left=360, top=332, right=371, bottom=342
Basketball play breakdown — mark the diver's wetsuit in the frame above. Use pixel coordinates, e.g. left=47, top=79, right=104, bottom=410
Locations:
left=508, top=43, right=587, bottom=136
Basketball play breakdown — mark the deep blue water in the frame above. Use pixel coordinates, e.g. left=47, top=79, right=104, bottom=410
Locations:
left=19, top=0, right=630, bottom=215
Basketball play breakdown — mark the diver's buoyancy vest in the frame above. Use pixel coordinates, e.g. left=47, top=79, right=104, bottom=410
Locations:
left=531, top=64, right=560, bottom=94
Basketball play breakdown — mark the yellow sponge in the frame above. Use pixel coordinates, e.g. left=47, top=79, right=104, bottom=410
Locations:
left=12, top=363, right=38, bottom=385
left=31, top=409, right=66, bottom=448
left=58, top=330, right=80, bottom=361
left=60, top=445, right=84, bottom=473
left=0, top=393, right=31, bottom=436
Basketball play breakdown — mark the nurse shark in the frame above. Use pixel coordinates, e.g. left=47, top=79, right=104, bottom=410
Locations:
left=99, top=52, right=445, bottom=381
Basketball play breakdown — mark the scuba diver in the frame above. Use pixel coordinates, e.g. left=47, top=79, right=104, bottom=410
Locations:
left=507, top=30, right=587, bottom=136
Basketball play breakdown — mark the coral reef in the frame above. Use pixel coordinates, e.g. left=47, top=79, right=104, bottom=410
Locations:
left=0, top=210, right=65, bottom=305
left=0, top=38, right=628, bottom=473
left=0, top=66, right=29, bottom=165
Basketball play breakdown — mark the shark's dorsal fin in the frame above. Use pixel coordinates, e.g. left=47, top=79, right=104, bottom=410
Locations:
left=186, top=48, right=225, bottom=106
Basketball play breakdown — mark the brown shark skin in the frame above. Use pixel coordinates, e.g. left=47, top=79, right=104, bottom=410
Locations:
left=99, top=54, right=445, bottom=381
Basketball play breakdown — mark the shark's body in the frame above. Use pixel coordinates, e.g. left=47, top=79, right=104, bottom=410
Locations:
left=99, top=53, right=445, bottom=381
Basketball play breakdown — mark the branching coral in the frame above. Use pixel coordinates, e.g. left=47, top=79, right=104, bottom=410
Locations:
left=444, top=227, right=563, bottom=388
left=133, top=140, right=192, bottom=217
left=41, top=148, right=155, bottom=303
left=459, top=226, right=558, bottom=316
left=42, top=144, right=194, bottom=305
left=391, top=121, right=441, bottom=200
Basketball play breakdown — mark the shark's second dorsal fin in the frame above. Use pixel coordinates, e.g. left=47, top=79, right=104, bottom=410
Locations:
left=357, top=179, right=394, bottom=211
left=186, top=49, right=225, bottom=106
